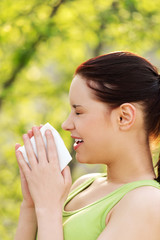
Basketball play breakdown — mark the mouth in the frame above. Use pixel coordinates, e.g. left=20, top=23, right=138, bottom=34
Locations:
left=73, top=138, right=84, bottom=150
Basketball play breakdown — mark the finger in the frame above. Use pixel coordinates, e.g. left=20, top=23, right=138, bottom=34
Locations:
left=62, top=166, right=72, bottom=188
left=28, top=130, right=33, bottom=138
left=15, top=145, right=22, bottom=169
left=28, top=124, right=39, bottom=138
left=16, top=150, right=31, bottom=178
left=23, top=134, right=38, bottom=168
left=16, top=151, right=26, bottom=178
left=15, top=143, right=21, bottom=151
left=15, top=144, right=23, bottom=168
left=45, top=130, right=60, bottom=168
left=19, top=164, right=25, bottom=179
left=32, top=127, right=47, bottom=164
left=18, top=161, right=27, bottom=182
left=27, top=124, right=42, bottom=138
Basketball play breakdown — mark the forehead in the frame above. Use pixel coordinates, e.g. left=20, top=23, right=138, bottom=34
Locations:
left=69, top=75, right=112, bottom=118
left=69, top=75, right=94, bottom=103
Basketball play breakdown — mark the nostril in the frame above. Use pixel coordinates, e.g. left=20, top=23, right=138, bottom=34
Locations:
left=61, top=121, right=70, bottom=131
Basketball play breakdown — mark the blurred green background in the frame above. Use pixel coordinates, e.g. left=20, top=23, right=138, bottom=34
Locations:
left=1, top=0, right=160, bottom=239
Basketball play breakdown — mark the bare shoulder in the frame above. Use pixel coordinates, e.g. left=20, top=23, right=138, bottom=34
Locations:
left=113, top=185, right=160, bottom=225
left=121, top=185, right=160, bottom=209
left=98, top=185, right=160, bottom=240
left=69, top=172, right=101, bottom=193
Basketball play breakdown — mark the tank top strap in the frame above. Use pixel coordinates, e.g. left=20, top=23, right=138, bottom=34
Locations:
left=116, top=179, right=160, bottom=194
left=101, top=179, right=160, bottom=229
left=102, top=178, right=160, bottom=208
left=107, top=179, right=160, bottom=206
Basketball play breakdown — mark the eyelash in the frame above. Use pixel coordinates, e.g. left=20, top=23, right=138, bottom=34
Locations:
left=75, top=112, right=81, bottom=115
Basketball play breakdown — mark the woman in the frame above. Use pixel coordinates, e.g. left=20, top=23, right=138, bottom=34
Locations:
left=15, top=51, right=160, bottom=240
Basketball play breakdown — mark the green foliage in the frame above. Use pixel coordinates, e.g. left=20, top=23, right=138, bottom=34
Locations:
left=0, top=0, right=160, bottom=238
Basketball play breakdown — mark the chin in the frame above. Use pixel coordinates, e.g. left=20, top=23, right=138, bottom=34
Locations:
left=75, top=153, right=92, bottom=164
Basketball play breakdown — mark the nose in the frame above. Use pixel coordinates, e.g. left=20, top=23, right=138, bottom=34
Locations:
left=61, top=113, right=74, bottom=131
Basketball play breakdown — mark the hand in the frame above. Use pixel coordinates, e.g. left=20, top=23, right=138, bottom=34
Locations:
left=15, top=125, right=43, bottom=208
left=16, top=127, right=72, bottom=212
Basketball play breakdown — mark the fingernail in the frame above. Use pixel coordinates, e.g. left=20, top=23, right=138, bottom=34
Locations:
left=23, top=134, right=28, bottom=139
left=46, top=129, right=51, bottom=135
left=33, top=127, right=38, bottom=132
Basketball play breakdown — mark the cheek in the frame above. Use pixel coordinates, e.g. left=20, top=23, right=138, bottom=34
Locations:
left=74, top=117, right=91, bottom=132
left=75, top=114, right=112, bottom=143
left=86, top=124, right=111, bottom=150
left=87, top=122, right=114, bottom=151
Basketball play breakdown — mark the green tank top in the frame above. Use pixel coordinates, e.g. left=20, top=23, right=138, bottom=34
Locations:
left=62, top=173, right=160, bottom=240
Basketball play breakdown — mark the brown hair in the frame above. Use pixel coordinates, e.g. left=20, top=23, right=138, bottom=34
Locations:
left=75, top=51, right=160, bottom=183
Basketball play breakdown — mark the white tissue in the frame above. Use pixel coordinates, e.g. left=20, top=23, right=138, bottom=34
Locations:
left=18, top=123, right=72, bottom=171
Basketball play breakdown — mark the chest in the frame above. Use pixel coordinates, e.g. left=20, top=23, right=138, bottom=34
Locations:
left=63, top=180, right=123, bottom=239
left=64, top=180, right=121, bottom=212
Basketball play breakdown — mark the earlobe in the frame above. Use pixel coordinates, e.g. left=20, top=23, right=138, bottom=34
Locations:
left=118, top=103, right=136, bottom=130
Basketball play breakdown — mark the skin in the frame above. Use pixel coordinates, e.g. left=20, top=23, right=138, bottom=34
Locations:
left=15, top=74, right=160, bottom=240
left=62, top=75, right=156, bottom=183
left=14, top=127, right=72, bottom=240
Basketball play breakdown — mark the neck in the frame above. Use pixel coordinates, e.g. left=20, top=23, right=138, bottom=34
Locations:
left=106, top=142, right=156, bottom=184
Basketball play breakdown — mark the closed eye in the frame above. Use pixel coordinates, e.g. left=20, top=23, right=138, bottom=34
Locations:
left=76, top=112, right=81, bottom=115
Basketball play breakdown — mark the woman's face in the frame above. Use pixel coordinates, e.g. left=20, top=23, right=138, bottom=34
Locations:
left=62, top=75, right=118, bottom=164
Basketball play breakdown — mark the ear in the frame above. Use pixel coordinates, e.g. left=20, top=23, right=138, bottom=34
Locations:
left=118, top=103, right=136, bottom=131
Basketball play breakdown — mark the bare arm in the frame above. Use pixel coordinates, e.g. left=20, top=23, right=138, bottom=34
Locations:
left=14, top=128, right=41, bottom=240
left=35, top=207, right=63, bottom=240
left=14, top=203, right=37, bottom=240
left=97, top=186, right=160, bottom=240
left=16, top=127, right=72, bottom=240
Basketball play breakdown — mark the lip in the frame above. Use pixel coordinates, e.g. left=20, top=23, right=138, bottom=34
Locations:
left=71, top=135, right=84, bottom=150
left=73, top=141, right=84, bottom=150
left=71, top=135, right=82, bottom=139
